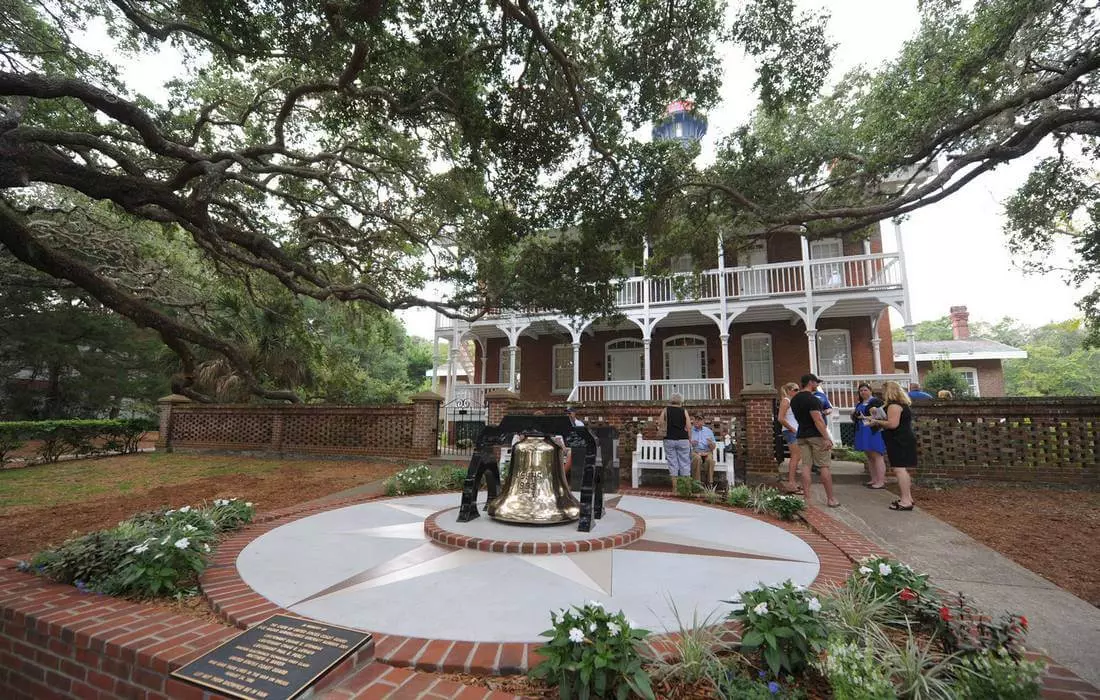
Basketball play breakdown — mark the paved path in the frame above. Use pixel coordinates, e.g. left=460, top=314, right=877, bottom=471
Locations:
left=804, top=480, right=1100, bottom=688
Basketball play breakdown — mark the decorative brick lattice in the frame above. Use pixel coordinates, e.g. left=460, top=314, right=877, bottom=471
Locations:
left=913, top=399, right=1100, bottom=485
left=171, top=407, right=275, bottom=447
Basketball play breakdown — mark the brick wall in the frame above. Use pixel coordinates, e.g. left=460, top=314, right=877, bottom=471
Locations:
left=912, top=398, right=1099, bottom=484
left=159, top=394, right=442, bottom=459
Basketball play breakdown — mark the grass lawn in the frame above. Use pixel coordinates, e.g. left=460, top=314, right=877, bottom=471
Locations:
left=0, top=452, right=408, bottom=557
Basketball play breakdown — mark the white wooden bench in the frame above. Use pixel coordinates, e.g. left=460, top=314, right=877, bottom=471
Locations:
left=631, top=434, right=735, bottom=488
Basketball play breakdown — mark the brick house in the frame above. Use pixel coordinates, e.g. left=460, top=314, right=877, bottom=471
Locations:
left=893, top=306, right=1026, bottom=396
left=431, top=101, right=928, bottom=441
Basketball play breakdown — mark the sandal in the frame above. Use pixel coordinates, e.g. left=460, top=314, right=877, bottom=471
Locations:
left=827, top=501, right=842, bottom=508
left=862, top=483, right=886, bottom=489
left=888, top=501, right=914, bottom=511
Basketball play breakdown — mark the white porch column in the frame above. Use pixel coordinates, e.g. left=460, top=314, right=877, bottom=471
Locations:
left=904, top=324, right=918, bottom=386
left=806, top=329, right=819, bottom=375
left=431, top=336, right=440, bottom=393
left=507, top=344, right=518, bottom=392
left=719, top=333, right=731, bottom=400
left=446, top=344, right=458, bottom=404
left=643, top=337, right=653, bottom=400
left=571, top=341, right=581, bottom=396
left=870, top=313, right=883, bottom=375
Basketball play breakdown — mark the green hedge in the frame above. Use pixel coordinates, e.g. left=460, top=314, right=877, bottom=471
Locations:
left=0, top=418, right=158, bottom=465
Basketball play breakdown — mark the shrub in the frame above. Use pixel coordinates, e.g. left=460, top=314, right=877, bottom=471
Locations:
left=749, top=486, right=779, bottom=514
left=922, top=360, right=971, bottom=398
left=700, top=483, right=723, bottom=504
left=28, top=499, right=254, bottom=599
left=930, top=592, right=1029, bottom=657
left=819, top=636, right=897, bottom=699
left=821, top=579, right=898, bottom=641
left=765, top=494, right=806, bottom=521
left=852, top=557, right=933, bottom=601
left=728, top=580, right=829, bottom=677
left=651, top=601, right=725, bottom=687
left=866, top=623, right=957, bottom=700
left=725, top=485, right=751, bottom=508
left=0, top=418, right=157, bottom=464
left=383, top=464, right=437, bottom=495
left=434, top=466, right=468, bottom=490
left=673, top=476, right=702, bottom=498
left=529, top=602, right=654, bottom=700
left=953, top=648, right=1044, bottom=700
left=832, top=445, right=866, bottom=463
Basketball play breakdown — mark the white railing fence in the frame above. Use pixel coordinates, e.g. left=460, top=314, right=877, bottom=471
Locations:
left=818, top=374, right=903, bottom=412
left=570, top=379, right=725, bottom=402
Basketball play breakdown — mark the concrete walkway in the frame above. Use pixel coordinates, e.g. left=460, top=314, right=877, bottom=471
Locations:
left=803, top=479, right=1100, bottom=688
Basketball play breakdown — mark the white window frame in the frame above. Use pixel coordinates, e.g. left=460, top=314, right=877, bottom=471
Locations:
left=816, top=329, right=852, bottom=377
left=956, top=366, right=980, bottom=396
left=741, top=333, right=773, bottom=388
left=498, top=346, right=521, bottom=389
left=605, top=338, right=644, bottom=381
left=551, top=344, right=573, bottom=394
left=662, top=335, right=707, bottom=379
left=810, top=237, right=844, bottom=289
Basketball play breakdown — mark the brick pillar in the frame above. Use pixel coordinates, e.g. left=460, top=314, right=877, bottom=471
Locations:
left=485, top=390, right=519, bottom=426
left=271, top=411, right=286, bottom=453
left=411, top=391, right=443, bottom=457
left=741, top=387, right=778, bottom=475
left=155, top=394, right=191, bottom=452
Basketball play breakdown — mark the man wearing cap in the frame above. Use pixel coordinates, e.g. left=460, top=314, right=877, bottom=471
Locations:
left=789, top=373, right=840, bottom=507
left=565, top=407, right=585, bottom=428
left=689, top=415, right=717, bottom=486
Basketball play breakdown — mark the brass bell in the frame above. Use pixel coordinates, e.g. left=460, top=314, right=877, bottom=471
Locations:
left=487, top=435, right=581, bottom=524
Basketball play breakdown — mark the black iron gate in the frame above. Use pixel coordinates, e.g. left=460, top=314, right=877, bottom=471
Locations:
left=440, top=396, right=486, bottom=456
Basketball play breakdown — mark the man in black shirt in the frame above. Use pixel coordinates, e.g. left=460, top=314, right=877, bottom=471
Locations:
left=790, top=373, right=840, bottom=507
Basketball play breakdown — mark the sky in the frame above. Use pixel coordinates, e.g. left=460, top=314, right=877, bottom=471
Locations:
left=95, top=3, right=1083, bottom=339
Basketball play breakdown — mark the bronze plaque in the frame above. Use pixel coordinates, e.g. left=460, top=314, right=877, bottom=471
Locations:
left=170, top=614, right=372, bottom=700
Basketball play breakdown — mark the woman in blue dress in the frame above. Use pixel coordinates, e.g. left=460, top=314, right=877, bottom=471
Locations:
left=852, top=382, right=887, bottom=488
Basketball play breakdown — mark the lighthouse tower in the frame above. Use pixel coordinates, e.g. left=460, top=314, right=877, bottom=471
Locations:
left=651, top=99, right=707, bottom=146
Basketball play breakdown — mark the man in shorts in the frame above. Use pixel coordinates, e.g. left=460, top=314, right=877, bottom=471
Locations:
left=790, top=373, right=840, bottom=507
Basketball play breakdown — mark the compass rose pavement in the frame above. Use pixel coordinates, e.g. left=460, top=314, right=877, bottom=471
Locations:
left=235, top=493, right=820, bottom=643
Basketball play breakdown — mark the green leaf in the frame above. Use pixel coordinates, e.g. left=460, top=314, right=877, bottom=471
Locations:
left=741, top=630, right=764, bottom=648
left=764, top=644, right=781, bottom=675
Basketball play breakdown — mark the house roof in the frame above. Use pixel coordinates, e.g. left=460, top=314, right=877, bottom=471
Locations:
left=424, top=362, right=469, bottom=378
left=893, top=338, right=1027, bottom=362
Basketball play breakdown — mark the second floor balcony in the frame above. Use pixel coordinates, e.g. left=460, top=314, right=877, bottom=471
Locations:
left=437, top=251, right=902, bottom=331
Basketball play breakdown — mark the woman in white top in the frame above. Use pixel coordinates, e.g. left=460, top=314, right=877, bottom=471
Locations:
left=777, top=382, right=802, bottom=494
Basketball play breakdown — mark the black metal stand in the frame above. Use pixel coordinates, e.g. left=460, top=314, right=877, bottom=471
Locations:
left=456, top=451, right=501, bottom=522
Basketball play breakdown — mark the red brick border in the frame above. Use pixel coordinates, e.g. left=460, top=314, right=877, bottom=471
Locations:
left=202, top=491, right=858, bottom=675
left=423, top=507, right=646, bottom=554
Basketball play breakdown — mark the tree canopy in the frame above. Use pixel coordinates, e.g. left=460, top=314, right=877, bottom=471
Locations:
left=2, top=0, right=1097, bottom=401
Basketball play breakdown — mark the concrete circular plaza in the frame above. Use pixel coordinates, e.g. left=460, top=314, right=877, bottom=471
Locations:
left=234, top=493, right=820, bottom=643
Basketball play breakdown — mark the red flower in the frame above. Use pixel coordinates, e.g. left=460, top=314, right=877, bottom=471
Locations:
left=1020, top=616, right=1028, bottom=630
left=899, top=588, right=917, bottom=602
left=939, top=606, right=951, bottom=622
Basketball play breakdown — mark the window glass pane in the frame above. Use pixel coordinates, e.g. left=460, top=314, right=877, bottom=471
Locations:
left=816, top=331, right=851, bottom=376
left=741, top=335, right=773, bottom=387
left=552, top=345, right=573, bottom=393
left=498, top=347, right=521, bottom=388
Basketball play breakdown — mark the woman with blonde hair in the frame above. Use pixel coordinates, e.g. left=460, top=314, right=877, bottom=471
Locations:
left=777, top=382, right=802, bottom=494
left=866, top=381, right=917, bottom=510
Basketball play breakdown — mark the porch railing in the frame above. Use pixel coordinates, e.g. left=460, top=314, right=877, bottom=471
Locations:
left=818, top=374, right=903, bottom=412
left=437, top=252, right=902, bottom=330
left=448, top=383, right=509, bottom=407
left=569, top=379, right=725, bottom=402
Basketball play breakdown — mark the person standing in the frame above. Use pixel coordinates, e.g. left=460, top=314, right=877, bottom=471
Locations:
left=851, top=382, right=887, bottom=489
left=867, top=381, right=917, bottom=511
left=790, top=374, right=840, bottom=507
left=689, top=415, right=717, bottom=486
left=777, top=383, right=802, bottom=494
left=657, top=393, right=692, bottom=484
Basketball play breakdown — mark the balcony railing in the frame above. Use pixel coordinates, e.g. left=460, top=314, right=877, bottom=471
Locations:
left=437, top=252, right=901, bottom=330
left=569, top=379, right=725, bottom=402
left=446, top=383, right=509, bottom=406
left=818, top=374, right=903, bottom=412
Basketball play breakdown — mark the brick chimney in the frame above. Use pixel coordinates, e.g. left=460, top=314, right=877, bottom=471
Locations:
left=949, top=305, right=970, bottom=340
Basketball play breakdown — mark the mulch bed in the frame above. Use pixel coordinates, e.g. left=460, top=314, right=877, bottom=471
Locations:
left=912, top=482, right=1100, bottom=607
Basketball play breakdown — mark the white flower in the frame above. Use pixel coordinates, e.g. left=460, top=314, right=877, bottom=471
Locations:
left=129, top=543, right=149, bottom=555
left=214, top=499, right=228, bottom=506
left=792, top=583, right=805, bottom=592
left=878, top=563, right=893, bottom=576
left=752, top=602, right=769, bottom=616
left=807, top=597, right=821, bottom=613
left=183, top=524, right=197, bottom=532
left=203, top=544, right=211, bottom=553
left=587, top=600, right=603, bottom=608
left=858, top=566, right=872, bottom=575
left=245, top=502, right=252, bottom=508
left=179, top=505, right=192, bottom=513
left=568, top=627, right=585, bottom=643
left=589, top=622, right=598, bottom=632
left=173, top=537, right=190, bottom=549
left=164, top=509, right=175, bottom=516
left=607, top=622, right=621, bottom=637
